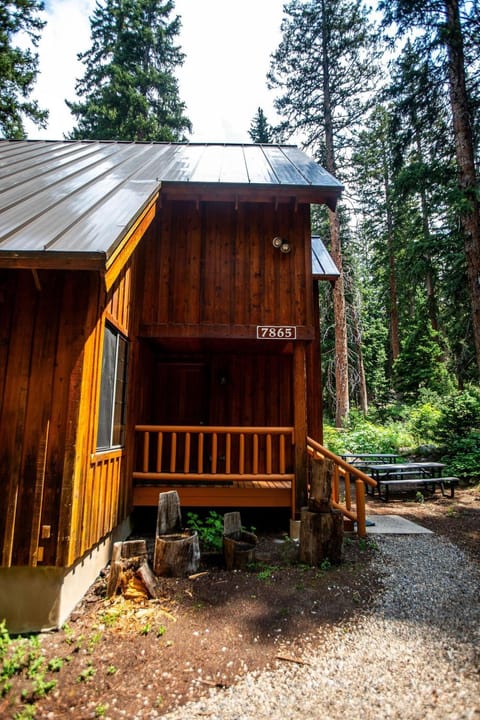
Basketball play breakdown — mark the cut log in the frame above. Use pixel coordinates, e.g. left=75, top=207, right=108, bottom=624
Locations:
left=223, top=531, right=257, bottom=570
left=223, top=511, right=257, bottom=571
left=153, top=530, right=200, bottom=577
left=106, top=559, right=123, bottom=598
left=224, top=511, right=242, bottom=536
left=156, top=491, right=182, bottom=536
left=106, top=540, right=156, bottom=599
left=120, top=539, right=148, bottom=560
left=137, top=560, right=160, bottom=599
left=308, top=459, right=334, bottom=512
left=299, top=507, right=343, bottom=566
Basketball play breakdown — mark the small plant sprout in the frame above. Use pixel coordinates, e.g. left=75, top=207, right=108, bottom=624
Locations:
left=77, top=662, right=96, bottom=683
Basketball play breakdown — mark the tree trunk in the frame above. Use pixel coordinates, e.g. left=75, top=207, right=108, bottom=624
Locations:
left=351, top=292, right=368, bottom=414
left=329, top=210, right=350, bottom=426
left=445, top=0, right=480, bottom=373
left=382, top=138, right=400, bottom=366
left=322, top=0, right=349, bottom=426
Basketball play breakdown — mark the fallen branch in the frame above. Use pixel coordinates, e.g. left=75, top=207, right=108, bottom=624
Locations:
left=275, top=654, right=310, bottom=666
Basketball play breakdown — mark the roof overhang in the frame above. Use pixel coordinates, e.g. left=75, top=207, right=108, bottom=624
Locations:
left=0, top=141, right=343, bottom=282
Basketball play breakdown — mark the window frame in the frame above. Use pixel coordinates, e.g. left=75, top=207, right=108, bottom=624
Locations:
left=96, top=322, right=129, bottom=452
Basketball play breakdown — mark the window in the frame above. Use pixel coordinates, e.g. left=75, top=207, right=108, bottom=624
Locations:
left=97, top=323, right=129, bottom=451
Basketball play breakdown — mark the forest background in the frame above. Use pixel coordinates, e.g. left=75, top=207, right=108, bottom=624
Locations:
left=1, top=0, right=479, bottom=482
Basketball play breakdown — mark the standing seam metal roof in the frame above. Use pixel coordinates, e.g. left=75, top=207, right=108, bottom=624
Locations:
left=0, top=140, right=343, bottom=265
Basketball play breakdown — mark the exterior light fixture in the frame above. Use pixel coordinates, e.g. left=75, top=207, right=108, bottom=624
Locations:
left=272, top=236, right=292, bottom=254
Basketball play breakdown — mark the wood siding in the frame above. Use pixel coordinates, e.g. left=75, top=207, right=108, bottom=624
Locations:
left=139, top=200, right=313, bottom=332
left=0, top=264, right=135, bottom=569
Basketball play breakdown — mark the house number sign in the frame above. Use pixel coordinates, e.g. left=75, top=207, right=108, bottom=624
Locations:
left=256, top=325, right=297, bottom=339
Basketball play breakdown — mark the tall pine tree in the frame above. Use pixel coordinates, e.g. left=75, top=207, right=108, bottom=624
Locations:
left=380, top=0, right=480, bottom=375
left=0, top=0, right=48, bottom=139
left=67, top=0, right=190, bottom=141
left=268, top=0, right=380, bottom=426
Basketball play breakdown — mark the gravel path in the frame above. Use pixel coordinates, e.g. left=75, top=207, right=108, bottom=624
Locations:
left=159, top=534, right=480, bottom=720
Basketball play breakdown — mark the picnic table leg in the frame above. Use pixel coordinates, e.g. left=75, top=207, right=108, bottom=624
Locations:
left=355, top=479, right=366, bottom=538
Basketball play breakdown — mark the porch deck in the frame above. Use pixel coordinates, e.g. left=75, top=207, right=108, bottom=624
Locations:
left=133, top=479, right=292, bottom=507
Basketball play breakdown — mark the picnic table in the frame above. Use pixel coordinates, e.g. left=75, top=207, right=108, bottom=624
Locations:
left=365, top=462, right=458, bottom=501
left=341, top=453, right=400, bottom=468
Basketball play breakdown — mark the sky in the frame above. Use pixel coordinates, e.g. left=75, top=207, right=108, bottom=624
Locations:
left=25, top=0, right=286, bottom=142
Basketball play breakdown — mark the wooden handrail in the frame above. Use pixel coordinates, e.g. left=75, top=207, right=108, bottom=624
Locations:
left=307, top=436, right=376, bottom=538
left=134, top=425, right=295, bottom=484
left=307, top=436, right=377, bottom=487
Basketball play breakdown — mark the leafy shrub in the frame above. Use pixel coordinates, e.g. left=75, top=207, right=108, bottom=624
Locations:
left=186, top=511, right=224, bottom=552
left=435, top=386, right=480, bottom=441
left=408, top=400, right=442, bottom=444
left=323, top=419, right=414, bottom=456
left=440, top=431, right=480, bottom=482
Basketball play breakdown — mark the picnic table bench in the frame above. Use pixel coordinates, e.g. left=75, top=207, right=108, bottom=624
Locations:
left=365, top=462, right=459, bottom=502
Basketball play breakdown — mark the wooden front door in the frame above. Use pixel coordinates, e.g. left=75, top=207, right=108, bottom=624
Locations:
left=151, top=361, right=210, bottom=474
left=154, top=362, right=209, bottom=425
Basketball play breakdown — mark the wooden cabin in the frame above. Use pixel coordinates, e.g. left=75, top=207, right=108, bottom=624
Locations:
left=0, top=140, right=342, bottom=632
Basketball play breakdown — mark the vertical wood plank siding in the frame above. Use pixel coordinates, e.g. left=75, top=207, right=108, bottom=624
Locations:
left=0, top=265, right=134, bottom=569
left=140, top=201, right=311, bottom=328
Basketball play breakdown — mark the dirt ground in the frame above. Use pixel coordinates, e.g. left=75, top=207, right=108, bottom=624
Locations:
left=1, top=486, right=479, bottom=720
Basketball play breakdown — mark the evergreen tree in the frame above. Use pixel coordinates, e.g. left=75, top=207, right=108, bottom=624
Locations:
left=268, top=0, right=381, bottom=426
left=67, top=0, right=191, bottom=141
left=380, top=0, right=480, bottom=375
left=0, top=0, right=48, bottom=139
left=248, top=107, right=274, bottom=143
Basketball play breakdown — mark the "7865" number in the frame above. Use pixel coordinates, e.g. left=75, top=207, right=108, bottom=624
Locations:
left=256, top=326, right=297, bottom=339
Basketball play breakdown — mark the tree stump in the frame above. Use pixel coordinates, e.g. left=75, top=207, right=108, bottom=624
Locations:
left=299, top=457, right=343, bottom=565
left=106, top=539, right=159, bottom=599
left=153, top=490, right=200, bottom=576
left=223, top=512, right=257, bottom=571
left=153, top=531, right=200, bottom=576
left=299, top=507, right=343, bottom=565
left=308, top=458, right=334, bottom=512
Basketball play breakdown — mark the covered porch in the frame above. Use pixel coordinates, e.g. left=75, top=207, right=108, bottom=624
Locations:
left=131, top=424, right=375, bottom=535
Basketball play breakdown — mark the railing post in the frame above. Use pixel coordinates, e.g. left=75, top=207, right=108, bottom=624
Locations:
left=211, top=432, right=217, bottom=473
left=170, top=432, right=177, bottom=472
left=356, top=479, right=367, bottom=538
left=344, top=470, right=351, bottom=511
left=143, top=432, right=149, bottom=472
left=184, top=432, right=191, bottom=473
left=198, top=432, right=204, bottom=473
left=156, top=432, right=163, bottom=473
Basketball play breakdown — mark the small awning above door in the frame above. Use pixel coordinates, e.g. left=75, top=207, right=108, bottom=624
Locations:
left=311, top=235, right=339, bottom=281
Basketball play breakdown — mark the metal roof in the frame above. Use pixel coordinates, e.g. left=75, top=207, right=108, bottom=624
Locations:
left=0, top=140, right=343, bottom=269
left=311, top=235, right=340, bottom=280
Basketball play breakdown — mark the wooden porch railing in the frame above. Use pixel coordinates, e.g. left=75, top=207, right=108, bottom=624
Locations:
left=133, top=424, right=295, bottom=490
left=307, top=436, right=377, bottom=538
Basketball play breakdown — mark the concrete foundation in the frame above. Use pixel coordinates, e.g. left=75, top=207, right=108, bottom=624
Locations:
left=0, top=516, right=132, bottom=634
